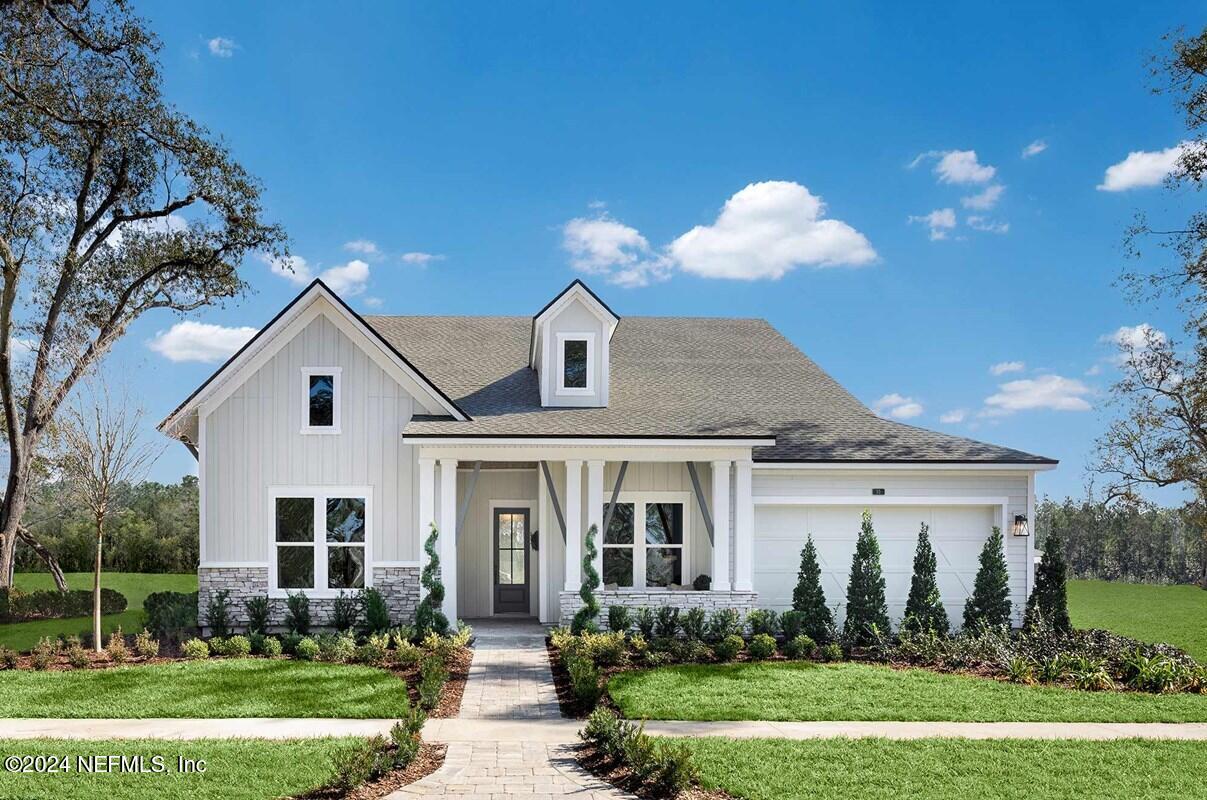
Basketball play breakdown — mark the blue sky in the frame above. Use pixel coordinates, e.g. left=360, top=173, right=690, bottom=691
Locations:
left=113, top=1, right=1200, bottom=502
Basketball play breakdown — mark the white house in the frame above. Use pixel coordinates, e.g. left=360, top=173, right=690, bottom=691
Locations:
left=159, top=279, right=1056, bottom=629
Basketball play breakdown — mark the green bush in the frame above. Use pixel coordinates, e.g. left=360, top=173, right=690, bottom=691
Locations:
left=389, top=703, right=426, bottom=768
left=901, top=522, right=950, bottom=636
left=279, top=632, right=303, bottom=655
left=262, top=637, right=283, bottom=658
left=106, top=628, right=129, bottom=664
left=819, top=642, right=843, bottom=662
left=748, top=633, right=777, bottom=660
left=418, top=654, right=448, bottom=710
left=285, top=591, right=311, bottom=635
left=205, top=589, right=231, bottom=637
left=784, top=634, right=817, bottom=660
left=746, top=609, right=779, bottom=637
left=331, top=591, right=359, bottom=632
left=843, top=510, right=891, bottom=646
left=30, top=637, right=57, bottom=670
left=359, top=587, right=392, bottom=635
left=295, top=637, right=320, bottom=661
left=355, top=641, right=388, bottom=666
left=706, top=608, right=741, bottom=643
left=182, top=638, right=209, bottom=660
left=318, top=633, right=357, bottom=663
left=66, top=642, right=90, bottom=668
left=713, top=633, right=744, bottom=662
left=635, top=607, right=655, bottom=638
left=607, top=605, right=632, bottom=634
left=415, top=524, right=450, bottom=638
left=0, top=646, right=16, bottom=670
left=1025, top=533, right=1071, bottom=633
left=244, top=596, right=271, bottom=634
left=143, top=591, right=198, bottom=642
left=225, top=634, right=252, bottom=657
left=0, top=587, right=127, bottom=622
left=392, top=641, right=422, bottom=669
left=326, top=735, right=393, bottom=792
left=565, top=650, right=602, bottom=707
left=963, top=526, right=1012, bottom=630
left=134, top=629, right=160, bottom=659
left=780, top=610, right=805, bottom=641
left=572, top=524, right=602, bottom=634
left=671, top=638, right=712, bottom=663
left=793, top=534, right=834, bottom=643
left=577, top=631, right=628, bottom=667
left=681, top=608, right=707, bottom=641
left=653, top=606, right=680, bottom=639
left=579, top=707, right=697, bottom=795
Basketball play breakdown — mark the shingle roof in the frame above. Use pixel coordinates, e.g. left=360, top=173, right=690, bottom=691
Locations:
left=364, top=315, right=1055, bottom=464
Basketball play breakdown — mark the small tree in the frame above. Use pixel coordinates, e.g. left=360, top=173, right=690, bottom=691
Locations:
left=792, top=534, right=833, bottom=642
left=415, top=523, right=449, bottom=638
left=963, top=527, right=1012, bottom=630
left=572, top=524, right=601, bottom=634
left=901, top=523, right=949, bottom=636
left=1025, top=533, right=1071, bottom=632
left=843, top=510, right=890, bottom=645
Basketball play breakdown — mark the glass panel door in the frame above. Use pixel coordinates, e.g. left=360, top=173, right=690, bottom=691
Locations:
left=494, top=508, right=530, bottom=613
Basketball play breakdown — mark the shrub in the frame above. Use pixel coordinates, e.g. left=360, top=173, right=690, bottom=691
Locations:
left=248, top=632, right=266, bottom=654
left=31, top=637, right=57, bottom=670
left=681, top=608, right=707, bottom=641
left=331, top=591, right=359, bottom=632
left=1025, top=533, right=1071, bottom=633
left=671, top=638, right=712, bottom=663
left=572, top=524, right=602, bottom=634
left=390, top=703, right=426, bottom=768
left=134, top=629, right=160, bottom=659
left=295, top=637, right=320, bottom=661
left=106, top=628, right=129, bottom=664
left=607, top=605, right=633, bottom=634
left=327, top=735, right=393, bottom=792
left=421, top=631, right=457, bottom=663
left=389, top=625, right=417, bottom=648
left=654, top=606, right=680, bottom=639
left=225, top=635, right=252, bottom=657
left=746, top=609, right=779, bottom=637
left=318, top=633, right=357, bottom=663
left=565, top=650, right=602, bottom=707
left=713, top=634, right=744, bottom=662
left=1005, top=655, right=1035, bottom=684
left=451, top=622, right=473, bottom=648
left=262, top=637, right=283, bottom=658
left=66, top=642, right=90, bottom=668
left=792, top=534, right=834, bottom=643
left=418, top=654, right=448, bottom=710
left=578, top=631, right=628, bottom=667
left=579, top=707, right=698, bottom=795
left=635, top=607, right=656, bottom=638
left=143, top=591, right=198, bottom=642
left=205, top=589, right=231, bottom=637
left=643, top=650, right=672, bottom=668
left=244, top=596, right=271, bottom=635
left=392, top=641, right=422, bottom=669
left=901, top=522, right=950, bottom=636
left=359, top=587, right=391, bottom=635
left=285, top=591, right=311, bottom=635
left=355, top=641, right=388, bottom=666
left=0, top=646, right=17, bottom=670
left=692, top=574, right=711, bottom=591
left=780, top=610, right=805, bottom=641
left=819, top=642, right=843, bottom=662
left=705, top=608, right=741, bottom=643
left=747, top=633, right=777, bottom=660
left=783, top=634, right=816, bottom=660
left=279, top=632, right=303, bottom=655
left=415, top=523, right=450, bottom=638
left=844, top=510, right=891, bottom=646
left=1, top=587, right=127, bottom=622
left=1068, top=656, right=1114, bottom=691
left=963, top=526, right=1012, bottom=630
left=182, top=638, right=210, bottom=660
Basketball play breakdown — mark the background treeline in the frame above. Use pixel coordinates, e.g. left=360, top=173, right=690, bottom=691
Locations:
left=1036, top=496, right=1207, bottom=585
left=16, top=476, right=199, bottom=574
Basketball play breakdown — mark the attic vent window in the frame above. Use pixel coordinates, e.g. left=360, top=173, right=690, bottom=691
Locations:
left=302, top=367, right=341, bottom=434
left=564, top=340, right=587, bottom=387
left=556, top=333, right=595, bottom=395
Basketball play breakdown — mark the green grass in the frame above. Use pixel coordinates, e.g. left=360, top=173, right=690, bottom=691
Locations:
left=1069, top=579, right=1207, bottom=661
left=674, top=737, right=1207, bottom=800
left=0, top=738, right=351, bottom=800
left=0, top=573, right=196, bottom=653
left=0, top=659, right=411, bottom=718
left=608, top=662, right=1207, bottom=722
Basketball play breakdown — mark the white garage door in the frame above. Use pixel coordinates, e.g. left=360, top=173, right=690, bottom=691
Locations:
left=752, top=504, right=998, bottom=624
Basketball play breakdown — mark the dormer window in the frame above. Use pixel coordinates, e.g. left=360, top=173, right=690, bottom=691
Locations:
left=302, top=367, right=341, bottom=434
left=557, top=333, right=594, bottom=395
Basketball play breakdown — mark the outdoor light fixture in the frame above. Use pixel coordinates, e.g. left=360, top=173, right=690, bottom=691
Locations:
left=1012, top=514, right=1030, bottom=537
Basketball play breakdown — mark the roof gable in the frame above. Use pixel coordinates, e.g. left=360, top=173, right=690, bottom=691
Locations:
left=528, top=279, right=619, bottom=368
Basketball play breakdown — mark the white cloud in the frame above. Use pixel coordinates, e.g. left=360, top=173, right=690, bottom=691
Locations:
left=148, top=321, right=257, bottom=363
left=911, top=150, right=996, bottom=184
left=908, top=208, right=957, bottom=240
left=1100, top=323, right=1168, bottom=366
left=562, top=215, right=671, bottom=288
left=260, top=254, right=312, bottom=286
left=343, top=239, right=380, bottom=257
left=319, top=259, right=370, bottom=295
left=873, top=393, right=924, bottom=420
left=967, top=216, right=1009, bottom=234
left=1085, top=363, right=1102, bottom=376
left=400, top=251, right=445, bottom=266
left=1097, top=142, right=1188, bottom=191
left=1022, top=140, right=1048, bottom=159
left=207, top=37, right=236, bottom=58
left=961, top=184, right=1004, bottom=210
left=981, top=374, right=1092, bottom=417
left=989, top=360, right=1025, bottom=376
left=363, top=297, right=384, bottom=309
left=939, top=409, right=967, bottom=424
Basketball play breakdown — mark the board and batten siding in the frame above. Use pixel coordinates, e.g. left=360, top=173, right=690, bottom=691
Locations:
left=202, top=314, right=419, bottom=565
left=456, top=468, right=540, bottom=619
left=750, top=469, right=1033, bottom=627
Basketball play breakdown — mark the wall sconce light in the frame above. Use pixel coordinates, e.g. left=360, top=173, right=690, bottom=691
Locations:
left=1012, top=514, right=1030, bottom=537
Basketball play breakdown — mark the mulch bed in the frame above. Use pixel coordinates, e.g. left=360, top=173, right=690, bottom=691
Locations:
left=547, top=637, right=625, bottom=718
left=387, top=645, right=471, bottom=718
left=576, top=744, right=732, bottom=800
left=293, top=742, right=447, bottom=800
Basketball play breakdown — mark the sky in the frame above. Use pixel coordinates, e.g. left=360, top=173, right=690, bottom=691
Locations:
left=103, top=1, right=1203, bottom=502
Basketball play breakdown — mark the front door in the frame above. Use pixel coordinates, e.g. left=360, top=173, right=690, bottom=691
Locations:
left=493, top=508, right=530, bottom=614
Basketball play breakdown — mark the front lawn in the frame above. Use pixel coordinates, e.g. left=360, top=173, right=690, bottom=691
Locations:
left=675, top=737, right=1207, bottom=800
left=0, top=738, right=350, bottom=800
left=0, top=573, right=197, bottom=653
left=1069, top=579, right=1207, bottom=661
left=0, top=659, right=411, bottom=718
left=608, top=662, right=1207, bottom=722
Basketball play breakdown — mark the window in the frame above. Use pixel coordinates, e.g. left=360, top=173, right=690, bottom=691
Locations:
left=301, top=367, right=341, bottom=433
left=556, top=333, right=594, bottom=395
left=271, top=489, right=369, bottom=594
left=599, top=495, right=687, bottom=589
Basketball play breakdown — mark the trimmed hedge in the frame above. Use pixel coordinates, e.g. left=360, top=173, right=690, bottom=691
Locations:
left=144, top=590, right=199, bottom=640
left=0, top=587, right=127, bottom=622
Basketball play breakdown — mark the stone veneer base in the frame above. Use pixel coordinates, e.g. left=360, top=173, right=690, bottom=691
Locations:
left=557, top=589, right=758, bottom=628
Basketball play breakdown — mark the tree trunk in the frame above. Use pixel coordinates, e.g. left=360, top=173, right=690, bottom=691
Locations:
left=15, top=526, right=67, bottom=591
left=93, top=514, right=104, bottom=653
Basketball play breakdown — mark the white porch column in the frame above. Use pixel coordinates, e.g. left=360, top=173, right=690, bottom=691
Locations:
left=537, top=466, right=551, bottom=623
left=711, top=460, right=732, bottom=591
left=586, top=460, right=605, bottom=583
left=439, top=458, right=458, bottom=625
left=733, top=459, right=754, bottom=591
left=417, top=458, right=435, bottom=536
left=563, top=459, right=583, bottom=591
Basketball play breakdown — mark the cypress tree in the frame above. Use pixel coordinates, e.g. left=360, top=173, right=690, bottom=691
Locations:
left=572, top=524, right=601, bottom=634
left=843, top=510, right=890, bottom=645
left=792, top=534, right=833, bottom=642
left=962, top=526, right=1012, bottom=630
left=1024, top=532, right=1071, bottom=632
left=415, top=523, right=450, bottom=637
left=901, top=522, right=949, bottom=636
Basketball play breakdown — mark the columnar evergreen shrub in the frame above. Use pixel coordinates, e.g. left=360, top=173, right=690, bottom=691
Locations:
left=360, top=587, right=392, bottom=634
left=635, top=606, right=656, bottom=638
left=244, top=596, right=270, bottom=634
left=746, top=609, right=779, bottom=637
left=963, top=526, right=1012, bottom=629
left=608, top=605, right=633, bottom=633
left=843, top=510, right=890, bottom=645
left=902, top=523, right=950, bottom=636
left=792, top=534, right=834, bottom=642
left=415, top=523, right=450, bottom=638
left=285, top=591, right=311, bottom=635
left=705, top=608, right=741, bottom=643
left=681, top=608, right=707, bottom=641
left=653, top=606, right=680, bottom=638
left=331, top=591, right=359, bottom=632
left=1025, top=533, right=1071, bottom=633
left=572, top=524, right=601, bottom=634
left=206, top=589, right=231, bottom=637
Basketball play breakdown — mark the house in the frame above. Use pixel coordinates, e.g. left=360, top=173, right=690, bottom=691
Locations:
left=159, top=279, right=1056, bottom=630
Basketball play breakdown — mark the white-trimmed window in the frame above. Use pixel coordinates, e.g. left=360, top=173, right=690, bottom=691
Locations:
left=301, top=367, right=341, bottom=434
left=270, top=487, right=370, bottom=595
left=556, top=333, right=594, bottom=395
left=601, top=493, right=688, bottom=589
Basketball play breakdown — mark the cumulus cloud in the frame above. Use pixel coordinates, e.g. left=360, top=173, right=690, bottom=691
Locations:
left=961, top=184, right=1004, bottom=210
left=989, top=360, right=1025, bottom=376
left=400, top=252, right=445, bottom=266
left=260, top=254, right=371, bottom=295
left=981, top=375, right=1092, bottom=417
left=1022, top=140, right=1048, bottom=159
left=908, top=208, right=957, bottom=240
left=343, top=239, right=380, bottom=257
left=207, top=37, right=236, bottom=57
left=148, top=321, right=257, bottom=363
left=363, top=297, right=384, bottom=309
left=967, top=216, right=1009, bottom=234
left=939, top=409, right=967, bottom=424
left=911, top=150, right=997, bottom=184
left=561, top=215, right=671, bottom=288
left=1100, top=323, right=1168, bottom=367
left=1097, top=142, right=1188, bottom=191
left=261, top=254, right=313, bottom=286
left=873, top=393, right=924, bottom=420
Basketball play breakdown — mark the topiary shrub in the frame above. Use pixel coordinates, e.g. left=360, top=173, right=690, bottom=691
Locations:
left=713, top=634, right=744, bottom=662
left=359, top=587, right=392, bottom=635
left=748, top=633, right=777, bottom=660
left=295, top=637, right=320, bottom=661
left=963, top=526, right=1012, bottom=630
left=1025, top=533, right=1071, bottom=633
left=783, top=634, right=816, bottom=660
left=901, top=522, right=950, bottom=636
left=244, top=596, right=270, bottom=635
left=793, top=533, right=834, bottom=643
left=415, top=524, right=450, bottom=638
left=285, top=591, right=311, bottom=635
left=182, top=638, right=209, bottom=660
left=607, top=605, right=633, bottom=634
left=572, top=524, right=602, bottom=634
left=843, top=510, right=891, bottom=646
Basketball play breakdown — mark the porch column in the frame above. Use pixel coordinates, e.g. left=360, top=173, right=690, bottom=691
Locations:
left=439, top=458, right=459, bottom=625
left=711, top=460, right=732, bottom=591
left=418, top=458, right=436, bottom=535
left=586, top=460, right=605, bottom=584
left=563, top=459, right=583, bottom=591
left=733, top=459, right=754, bottom=591
left=538, top=466, right=551, bottom=623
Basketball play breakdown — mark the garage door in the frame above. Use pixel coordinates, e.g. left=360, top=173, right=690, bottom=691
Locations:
left=752, top=504, right=997, bottom=624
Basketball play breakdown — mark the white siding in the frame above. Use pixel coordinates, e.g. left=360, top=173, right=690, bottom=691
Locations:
left=203, top=313, right=420, bottom=565
left=541, top=299, right=608, bottom=408
left=455, top=469, right=539, bottom=619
